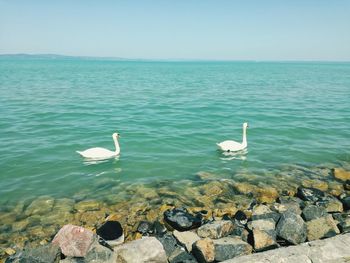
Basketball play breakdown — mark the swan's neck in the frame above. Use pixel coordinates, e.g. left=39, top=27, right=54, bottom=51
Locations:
left=113, top=137, right=120, bottom=153
left=242, top=126, right=247, bottom=147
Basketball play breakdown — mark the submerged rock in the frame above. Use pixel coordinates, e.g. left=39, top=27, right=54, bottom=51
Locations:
left=192, top=238, right=215, bottom=263
left=114, top=237, right=167, bottom=263
left=276, top=211, right=307, bottom=245
left=137, top=221, right=153, bottom=235
left=302, top=205, right=328, bottom=221
left=25, top=196, right=55, bottom=216
left=164, top=207, right=202, bottom=231
left=52, top=224, right=95, bottom=257
left=296, top=187, right=325, bottom=203
left=213, top=237, right=252, bottom=261
left=333, top=168, right=350, bottom=182
left=197, top=220, right=234, bottom=239
left=306, top=214, right=340, bottom=241
left=74, top=200, right=101, bottom=212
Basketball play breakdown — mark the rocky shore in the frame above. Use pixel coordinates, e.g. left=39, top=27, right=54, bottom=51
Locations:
left=1, top=167, right=350, bottom=262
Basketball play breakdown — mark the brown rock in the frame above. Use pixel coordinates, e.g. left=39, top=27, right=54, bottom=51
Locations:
left=256, top=186, right=279, bottom=203
left=306, top=214, right=340, bottom=241
left=192, top=238, right=215, bottom=263
left=197, top=221, right=234, bottom=239
left=333, top=168, right=350, bottom=182
left=302, top=179, right=328, bottom=192
left=253, top=228, right=278, bottom=251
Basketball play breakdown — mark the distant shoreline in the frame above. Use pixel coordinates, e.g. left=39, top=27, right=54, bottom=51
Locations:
left=1, top=53, right=349, bottom=63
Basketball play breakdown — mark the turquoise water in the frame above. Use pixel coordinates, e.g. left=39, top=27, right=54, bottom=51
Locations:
left=0, top=59, right=350, bottom=204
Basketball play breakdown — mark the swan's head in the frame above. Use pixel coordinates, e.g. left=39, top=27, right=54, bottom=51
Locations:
left=112, top=132, right=120, bottom=139
left=243, top=122, right=249, bottom=128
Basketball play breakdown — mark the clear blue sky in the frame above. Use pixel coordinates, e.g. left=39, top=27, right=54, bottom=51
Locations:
left=0, top=0, right=349, bottom=60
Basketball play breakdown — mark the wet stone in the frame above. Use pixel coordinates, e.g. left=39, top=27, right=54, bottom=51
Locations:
left=302, top=205, right=328, bottom=221
left=340, top=196, right=350, bottom=210
left=137, top=221, right=154, bottom=235
left=74, top=200, right=101, bottom=212
left=6, top=244, right=60, bottom=263
left=25, top=196, right=55, bottom=216
left=333, top=213, right=350, bottom=233
left=164, top=207, right=202, bottom=231
left=296, top=187, right=325, bottom=203
left=276, top=211, right=307, bottom=245
left=316, top=195, right=343, bottom=213
left=306, top=214, right=340, bottom=241
left=153, top=221, right=167, bottom=236
left=278, top=196, right=304, bottom=208
left=233, top=210, right=248, bottom=226
left=213, top=237, right=252, bottom=262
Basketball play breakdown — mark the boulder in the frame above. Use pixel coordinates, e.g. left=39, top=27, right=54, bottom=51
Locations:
left=333, top=213, right=350, bottom=233
left=272, top=202, right=301, bottom=215
left=168, top=248, right=197, bottom=263
left=192, top=238, right=215, bottom=263
left=276, top=211, right=307, bottom=245
left=333, top=168, right=350, bottom=182
left=341, top=196, right=350, bottom=210
left=173, top=230, right=200, bottom=252
left=301, top=205, right=328, bottom=221
left=306, top=214, right=340, bottom=241
left=197, top=220, right=234, bottom=239
left=250, top=218, right=276, bottom=231
left=52, top=224, right=95, bottom=257
left=316, top=195, right=343, bottom=213
left=213, top=237, right=252, bottom=261
left=114, top=237, right=167, bottom=263
left=251, top=205, right=280, bottom=223
left=156, top=233, right=181, bottom=257
left=296, top=187, right=325, bottom=203
left=164, top=208, right=202, bottom=231
left=252, top=228, right=278, bottom=252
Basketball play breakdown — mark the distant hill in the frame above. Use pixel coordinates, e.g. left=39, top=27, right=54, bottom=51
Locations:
left=0, top=53, right=136, bottom=61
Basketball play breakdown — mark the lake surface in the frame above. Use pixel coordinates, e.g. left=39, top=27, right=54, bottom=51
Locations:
left=0, top=59, right=350, bottom=205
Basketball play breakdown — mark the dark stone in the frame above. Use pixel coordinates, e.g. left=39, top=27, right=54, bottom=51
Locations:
left=341, top=196, right=350, bottom=210
left=333, top=213, right=350, bottom=233
left=316, top=195, right=343, bottom=213
left=156, top=233, right=181, bottom=257
left=137, top=221, right=154, bottom=235
left=164, top=207, right=202, bottom=231
left=296, top=187, right=325, bottom=203
left=213, top=237, right=252, bottom=262
left=234, top=210, right=248, bottom=226
left=344, top=180, right=350, bottom=191
left=96, top=220, right=123, bottom=240
left=168, top=248, right=198, bottom=263
left=302, top=205, right=328, bottom=221
left=153, top=220, right=167, bottom=236
left=276, top=211, right=307, bottom=245
left=5, top=244, right=60, bottom=263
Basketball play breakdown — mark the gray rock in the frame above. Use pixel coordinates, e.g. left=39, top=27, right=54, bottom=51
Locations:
left=250, top=218, right=276, bottom=231
left=114, top=237, right=167, bottom=263
left=333, top=212, right=350, bottom=233
left=156, top=233, right=181, bottom=257
left=197, top=220, right=234, bottom=239
left=213, top=237, right=252, bottom=261
left=6, top=244, right=60, bottom=263
left=272, top=202, right=301, bottom=215
left=340, top=196, right=350, bottom=210
left=296, top=187, right=325, bottom=203
left=220, top=232, right=350, bottom=263
left=251, top=205, right=280, bottom=223
left=302, top=205, right=327, bottom=221
left=278, top=196, right=304, bottom=208
left=164, top=207, right=202, bottom=231
left=173, top=230, right=200, bottom=252
left=306, top=214, right=340, bottom=241
left=168, top=248, right=197, bottom=263
left=84, top=239, right=116, bottom=263
left=276, top=211, right=307, bottom=245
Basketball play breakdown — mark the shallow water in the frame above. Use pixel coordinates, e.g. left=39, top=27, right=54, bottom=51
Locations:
left=0, top=59, right=350, bottom=205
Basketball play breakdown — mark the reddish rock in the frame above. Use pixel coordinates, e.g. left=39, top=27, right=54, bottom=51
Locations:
left=52, top=224, right=95, bottom=257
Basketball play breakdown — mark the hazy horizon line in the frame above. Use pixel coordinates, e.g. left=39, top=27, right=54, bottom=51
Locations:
left=1, top=53, right=349, bottom=63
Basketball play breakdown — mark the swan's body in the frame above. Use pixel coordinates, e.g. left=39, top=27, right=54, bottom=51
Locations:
left=77, top=133, right=120, bottom=160
left=217, top=123, right=248, bottom=152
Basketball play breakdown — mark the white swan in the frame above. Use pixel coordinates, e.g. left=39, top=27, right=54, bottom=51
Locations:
left=77, top=132, right=120, bottom=160
left=217, top=122, right=248, bottom=152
